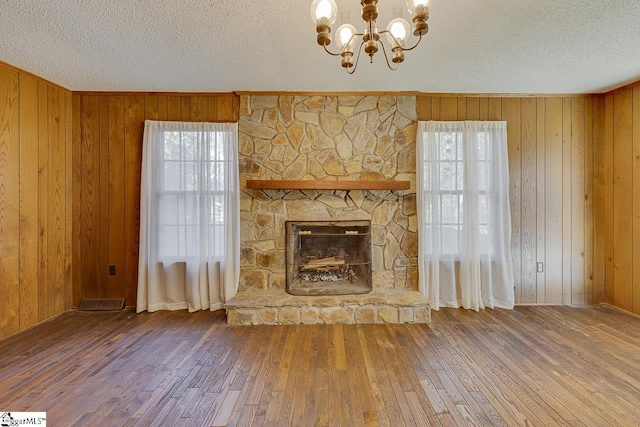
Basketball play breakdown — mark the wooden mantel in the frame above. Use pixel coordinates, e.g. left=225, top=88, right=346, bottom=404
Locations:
left=246, top=180, right=410, bottom=191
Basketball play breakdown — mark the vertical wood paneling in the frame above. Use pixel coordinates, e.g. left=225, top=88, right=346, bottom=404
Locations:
left=592, top=96, right=605, bottom=304
left=536, top=99, right=547, bottom=303
left=431, top=97, right=440, bottom=121
left=18, top=74, right=39, bottom=329
left=108, top=96, right=125, bottom=300
left=478, top=98, right=489, bottom=121
left=80, top=96, right=99, bottom=298
left=545, top=97, right=563, bottom=304
left=466, top=98, right=479, bottom=121
left=597, top=81, right=640, bottom=316
left=72, top=93, right=238, bottom=306
left=416, top=94, right=594, bottom=306
left=521, top=98, right=537, bottom=303
left=488, top=98, right=502, bottom=121
left=502, top=98, right=522, bottom=303
left=604, top=94, right=614, bottom=305
left=65, top=91, right=73, bottom=310
left=571, top=97, right=585, bottom=305
left=168, top=96, right=182, bottom=121
left=47, top=87, right=67, bottom=315
left=180, top=97, right=191, bottom=121
left=440, top=97, right=457, bottom=121
left=191, top=96, right=208, bottom=121
left=457, top=97, right=466, bottom=120
left=0, top=63, right=73, bottom=338
left=37, top=82, right=49, bottom=320
left=0, top=65, right=73, bottom=338
left=416, top=97, right=431, bottom=121
left=229, top=95, right=240, bottom=122
left=158, top=96, right=169, bottom=121
left=124, top=95, right=144, bottom=306
left=562, top=98, right=572, bottom=305
left=72, top=94, right=82, bottom=307
left=612, top=89, right=633, bottom=312
left=583, top=97, right=594, bottom=304
left=633, top=87, right=640, bottom=314
left=98, top=96, right=109, bottom=297
left=207, top=96, right=219, bottom=122
left=0, top=66, right=20, bottom=338
left=145, top=96, right=159, bottom=121
left=0, top=83, right=316, bottom=331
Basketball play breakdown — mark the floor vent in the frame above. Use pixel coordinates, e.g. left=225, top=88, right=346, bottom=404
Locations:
left=78, top=298, right=125, bottom=311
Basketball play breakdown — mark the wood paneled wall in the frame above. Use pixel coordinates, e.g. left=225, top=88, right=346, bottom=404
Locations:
left=72, top=93, right=239, bottom=307
left=0, top=63, right=73, bottom=339
left=74, top=93, right=598, bottom=308
left=597, top=83, right=640, bottom=315
left=417, top=95, right=597, bottom=305
left=4, top=47, right=639, bottom=326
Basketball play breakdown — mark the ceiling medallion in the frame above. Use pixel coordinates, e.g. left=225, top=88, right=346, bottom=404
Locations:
left=311, top=0, right=430, bottom=74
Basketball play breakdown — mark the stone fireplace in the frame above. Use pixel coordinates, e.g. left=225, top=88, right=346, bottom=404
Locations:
left=224, top=94, right=430, bottom=325
left=286, top=220, right=372, bottom=296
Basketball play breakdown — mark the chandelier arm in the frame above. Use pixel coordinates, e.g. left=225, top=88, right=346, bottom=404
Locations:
left=398, top=33, right=423, bottom=52
left=346, top=40, right=366, bottom=75
left=378, top=39, right=400, bottom=71
left=323, top=31, right=366, bottom=57
left=378, top=30, right=423, bottom=52
left=322, top=44, right=343, bottom=56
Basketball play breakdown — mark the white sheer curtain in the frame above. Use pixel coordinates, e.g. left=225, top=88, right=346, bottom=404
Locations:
left=417, top=121, right=514, bottom=311
left=137, top=120, right=240, bottom=313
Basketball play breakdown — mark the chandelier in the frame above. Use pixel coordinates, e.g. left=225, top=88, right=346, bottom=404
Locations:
left=310, top=0, right=430, bottom=73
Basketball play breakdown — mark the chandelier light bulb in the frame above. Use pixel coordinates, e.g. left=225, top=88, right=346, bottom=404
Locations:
left=386, top=18, right=410, bottom=46
left=405, top=0, right=430, bottom=14
left=310, top=0, right=338, bottom=24
left=335, top=24, right=358, bottom=50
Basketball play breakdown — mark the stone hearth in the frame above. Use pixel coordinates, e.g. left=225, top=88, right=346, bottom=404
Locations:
left=225, top=94, right=430, bottom=325
left=225, top=289, right=430, bottom=325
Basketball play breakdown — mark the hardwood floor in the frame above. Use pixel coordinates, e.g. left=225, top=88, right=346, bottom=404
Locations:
left=0, top=305, right=639, bottom=426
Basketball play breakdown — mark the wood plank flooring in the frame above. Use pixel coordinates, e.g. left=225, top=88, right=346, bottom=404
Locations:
left=0, top=305, right=639, bottom=426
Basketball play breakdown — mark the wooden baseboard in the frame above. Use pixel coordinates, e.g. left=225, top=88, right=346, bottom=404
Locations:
left=598, top=303, right=640, bottom=319
left=0, top=308, right=74, bottom=342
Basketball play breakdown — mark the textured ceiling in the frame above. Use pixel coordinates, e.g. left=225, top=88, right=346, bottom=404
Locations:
left=1, top=0, right=639, bottom=93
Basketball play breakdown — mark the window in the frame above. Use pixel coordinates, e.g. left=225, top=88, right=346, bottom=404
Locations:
left=417, top=121, right=514, bottom=310
left=423, top=129, right=493, bottom=256
left=159, top=129, right=229, bottom=259
left=137, top=120, right=240, bottom=313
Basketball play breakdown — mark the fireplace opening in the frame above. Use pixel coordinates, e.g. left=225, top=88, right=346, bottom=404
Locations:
left=286, top=220, right=372, bottom=296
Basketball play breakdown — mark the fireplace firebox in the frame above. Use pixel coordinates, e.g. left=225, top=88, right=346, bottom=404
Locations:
left=285, top=221, right=372, bottom=296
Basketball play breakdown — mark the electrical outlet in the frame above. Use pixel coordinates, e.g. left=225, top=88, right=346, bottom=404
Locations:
left=536, top=262, right=544, bottom=273
left=109, top=265, right=116, bottom=275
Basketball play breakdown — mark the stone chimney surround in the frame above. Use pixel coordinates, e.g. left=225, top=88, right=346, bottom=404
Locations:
left=224, top=95, right=430, bottom=325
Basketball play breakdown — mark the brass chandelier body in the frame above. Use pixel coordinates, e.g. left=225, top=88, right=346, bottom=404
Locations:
left=312, top=0, right=430, bottom=73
